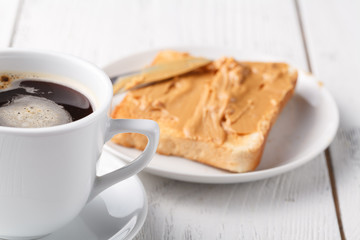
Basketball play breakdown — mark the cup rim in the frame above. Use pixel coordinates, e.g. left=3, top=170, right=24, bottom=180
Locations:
left=0, top=48, right=113, bottom=136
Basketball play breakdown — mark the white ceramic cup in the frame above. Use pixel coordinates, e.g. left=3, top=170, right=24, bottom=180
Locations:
left=0, top=49, right=159, bottom=239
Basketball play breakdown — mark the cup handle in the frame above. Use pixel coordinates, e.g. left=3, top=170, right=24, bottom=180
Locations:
left=89, top=119, right=159, bottom=200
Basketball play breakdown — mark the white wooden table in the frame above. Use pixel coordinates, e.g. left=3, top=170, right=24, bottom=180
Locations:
left=1, top=0, right=359, bottom=239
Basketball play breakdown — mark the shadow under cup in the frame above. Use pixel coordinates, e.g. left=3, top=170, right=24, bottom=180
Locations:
left=0, top=50, right=113, bottom=239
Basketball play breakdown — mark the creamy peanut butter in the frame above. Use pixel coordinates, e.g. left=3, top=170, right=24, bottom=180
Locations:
left=120, top=55, right=296, bottom=146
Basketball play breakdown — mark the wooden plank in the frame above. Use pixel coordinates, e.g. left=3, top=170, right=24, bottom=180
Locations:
left=299, top=0, right=360, bottom=239
left=0, top=0, right=21, bottom=47
left=137, top=157, right=338, bottom=240
left=12, top=0, right=310, bottom=68
left=12, top=0, right=340, bottom=239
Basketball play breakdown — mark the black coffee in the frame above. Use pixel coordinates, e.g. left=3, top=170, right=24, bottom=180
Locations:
left=0, top=76, right=93, bottom=128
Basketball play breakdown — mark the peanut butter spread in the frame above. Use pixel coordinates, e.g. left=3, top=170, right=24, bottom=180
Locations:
left=117, top=52, right=296, bottom=146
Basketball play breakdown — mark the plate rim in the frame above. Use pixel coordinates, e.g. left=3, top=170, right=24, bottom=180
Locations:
left=44, top=151, right=148, bottom=240
left=105, top=152, right=148, bottom=240
left=119, top=173, right=148, bottom=240
left=102, top=45, right=305, bottom=74
left=103, top=46, right=340, bottom=184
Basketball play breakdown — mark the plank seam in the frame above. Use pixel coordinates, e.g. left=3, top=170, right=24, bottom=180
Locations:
left=294, top=0, right=346, bottom=239
left=294, top=0, right=312, bottom=72
left=325, top=149, right=346, bottom=240
left=9, top=0, right=25, bottom=47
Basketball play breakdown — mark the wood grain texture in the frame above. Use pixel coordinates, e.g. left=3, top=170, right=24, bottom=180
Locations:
left=330, top=129, right=360, bottom=239
left=299, top=0, right=360, bottom=128
left=137, top=157, right=338, bottom=240
left=299, top=0, right=360, bottom=239
left=11, top=0, right=341, bottom=239
left=0, top=0, right=21, bottom=47
left=13, top=0, right=310, bottom=69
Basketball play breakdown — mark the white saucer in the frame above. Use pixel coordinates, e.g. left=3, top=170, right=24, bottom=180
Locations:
left=103, top=46, right=339, bottom=184
left=40, top=151, right=147, bottom=240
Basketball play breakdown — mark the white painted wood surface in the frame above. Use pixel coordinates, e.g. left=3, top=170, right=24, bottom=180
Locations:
left=299, top=0, right=360, bottom=239
left=3, top=0, right=357, bottom=239
left=0, top=0, right=20, bottom=47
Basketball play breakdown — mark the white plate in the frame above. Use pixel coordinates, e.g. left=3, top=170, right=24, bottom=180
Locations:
left=41, top=151, right=147, bottom=240
left=103, top=47, right=339, bottom=184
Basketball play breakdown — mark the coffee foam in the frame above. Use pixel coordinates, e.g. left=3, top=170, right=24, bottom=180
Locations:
left=0, top=95, right=72, bottom=128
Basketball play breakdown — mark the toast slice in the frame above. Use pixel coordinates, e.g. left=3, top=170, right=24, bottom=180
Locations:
left=111, top=51, right=297, bottom=173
